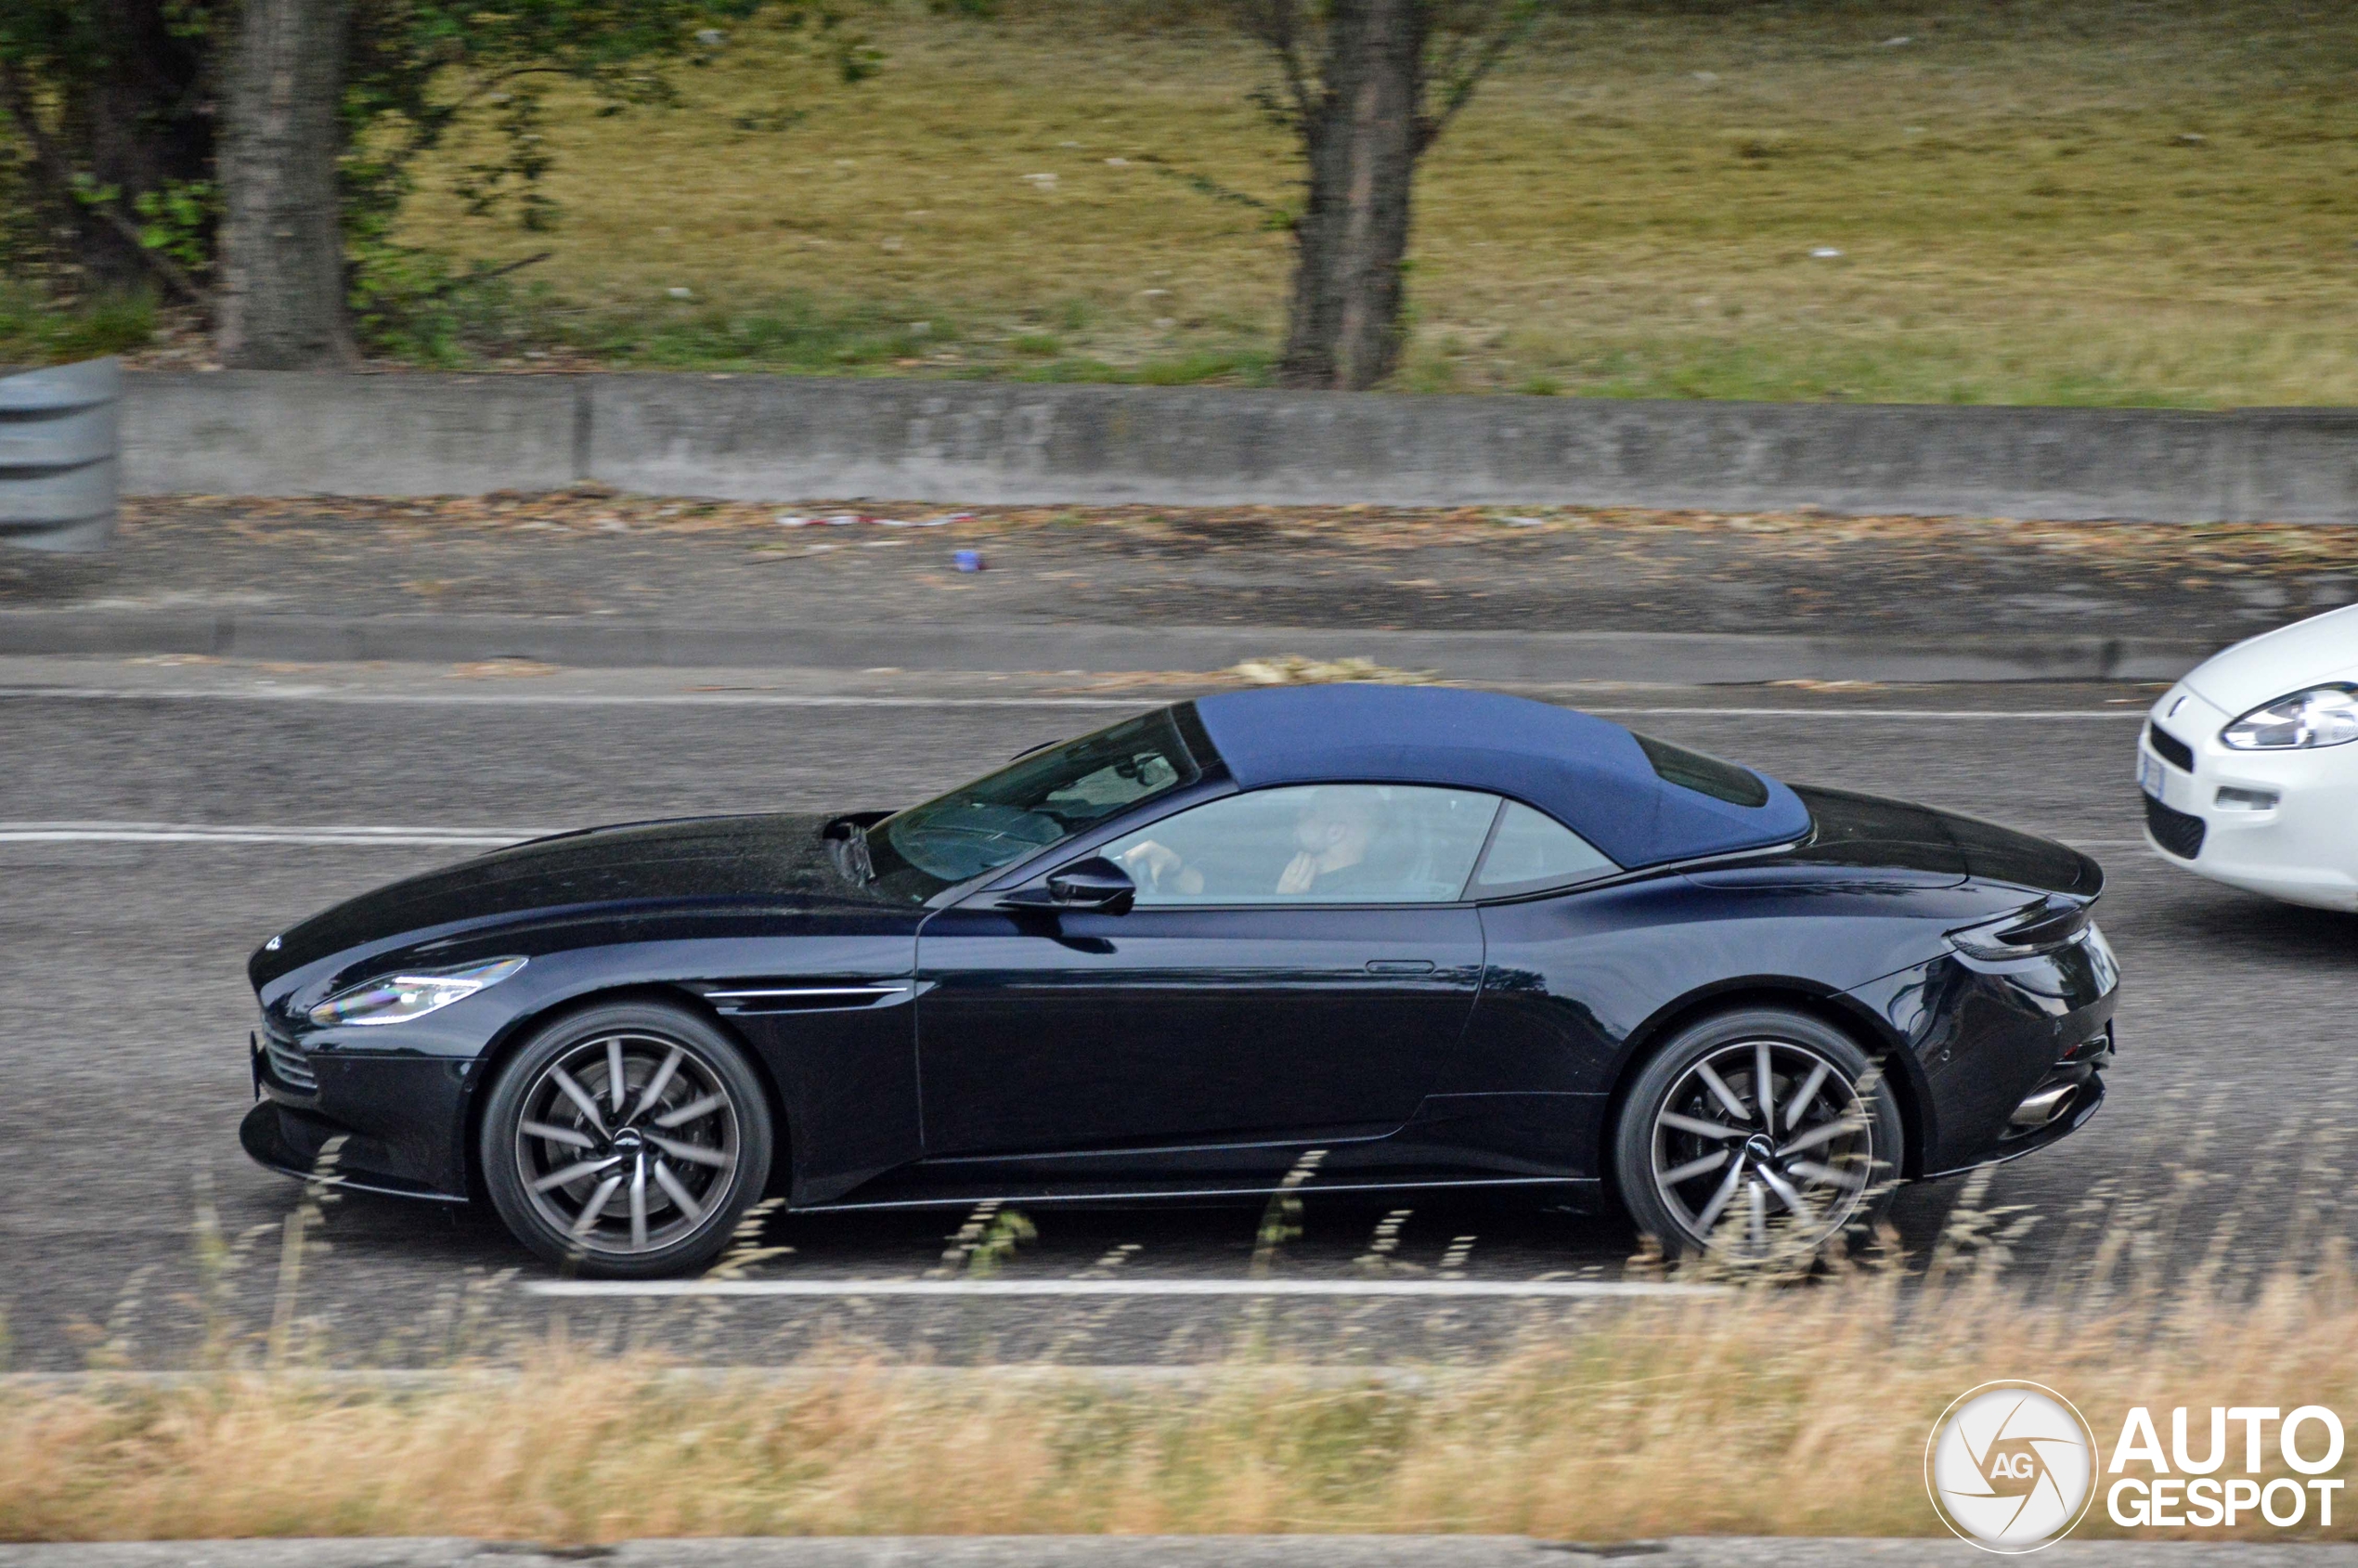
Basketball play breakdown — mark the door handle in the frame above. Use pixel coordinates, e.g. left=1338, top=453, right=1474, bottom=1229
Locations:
left=1366, top=959, right=1436, bottom=974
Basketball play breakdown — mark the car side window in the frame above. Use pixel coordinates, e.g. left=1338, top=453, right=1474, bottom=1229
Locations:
left=1469, top=800, right=1618, bottom=895
left=1101, top=784, right=1503, bottom=905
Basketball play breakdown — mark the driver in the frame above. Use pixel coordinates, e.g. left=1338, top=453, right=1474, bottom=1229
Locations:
left=1115, top=788, right=1383, bottom=900
left=1276, top=788, right=1378, bottom=895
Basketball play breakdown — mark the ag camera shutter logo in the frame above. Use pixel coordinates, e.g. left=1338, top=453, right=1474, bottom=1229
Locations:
left=1926, top=1381, right=2099, bottom=1553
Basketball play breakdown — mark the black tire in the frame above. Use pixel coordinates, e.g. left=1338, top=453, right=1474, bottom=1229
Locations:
left=1612, top=1006, right=1902, bottom=1260
left=481, top=1000, right=774, bottom=1277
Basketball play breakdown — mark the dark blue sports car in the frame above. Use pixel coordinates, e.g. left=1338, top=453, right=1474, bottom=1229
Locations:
left=243, top=685, right=2117, bottom=1276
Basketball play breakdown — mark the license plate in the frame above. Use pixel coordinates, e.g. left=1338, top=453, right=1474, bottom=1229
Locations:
left=2137, top=751, right=2164, bottom=800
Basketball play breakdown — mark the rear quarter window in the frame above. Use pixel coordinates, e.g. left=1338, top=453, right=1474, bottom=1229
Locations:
left=1634, top=733, right=1771, bottom=808
left=1470, top=800, right=1619, bottom=895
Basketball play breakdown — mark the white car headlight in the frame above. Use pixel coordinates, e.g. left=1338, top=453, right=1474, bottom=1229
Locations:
left=308, top=956, right=526, bottom=1028
left=2221, top=685, right=2358, bottom=751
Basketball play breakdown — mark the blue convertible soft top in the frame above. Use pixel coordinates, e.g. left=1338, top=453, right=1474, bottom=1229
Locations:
left=1191, top=685, right=1810, bottom=871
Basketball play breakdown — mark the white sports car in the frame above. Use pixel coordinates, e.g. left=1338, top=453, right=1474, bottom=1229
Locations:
left=2139, top=604, right=2358, bottom=911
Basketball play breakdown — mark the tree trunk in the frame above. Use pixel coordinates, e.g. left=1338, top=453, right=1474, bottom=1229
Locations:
left=1276, top=0, right=1427, bottom=391
left=217, top=0, right=356, bottom=368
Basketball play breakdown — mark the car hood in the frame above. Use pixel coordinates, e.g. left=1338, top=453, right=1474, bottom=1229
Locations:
left=2182, top=604, right=2358, bottom=719
left=253, top=812, right=898, bottom=987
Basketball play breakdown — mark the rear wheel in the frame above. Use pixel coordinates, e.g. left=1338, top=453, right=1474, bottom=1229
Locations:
left=481, top=1001, right=773, bottom=1277
left=1613, top=1007, right=1900, bottom=1260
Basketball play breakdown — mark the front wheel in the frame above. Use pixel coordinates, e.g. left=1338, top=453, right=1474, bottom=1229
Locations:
left=481, top=1001, right=774, bottom=1277
left=1612, top=1007, right=1901, bottom=1260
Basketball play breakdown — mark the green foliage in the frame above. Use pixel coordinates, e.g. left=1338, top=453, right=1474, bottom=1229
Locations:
left=0, top=281, right=157, bottom=365
left=590, top=293, right=955, bottom=369
left=132, top=179, right=215, bottom=271
left=373, top=284, right=1276, bottom=382
left=0, top=0, right=217, bottom=285
left=1131, top=348, right=1273, bottom=386
left=346, top=244, right=530, bottom=363
left=963, top=1207, right=1034, bottom=1277
left=1005, top=348, right=1273, bottom=386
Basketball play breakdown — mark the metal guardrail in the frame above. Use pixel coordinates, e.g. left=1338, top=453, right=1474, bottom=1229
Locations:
left=0, top=356, right=120, bottom=552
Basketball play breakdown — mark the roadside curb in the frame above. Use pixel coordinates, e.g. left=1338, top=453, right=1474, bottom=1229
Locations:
left=0, top=611, right=2217, bottom=683
left=1, top=1537, right=2350, bottom=1567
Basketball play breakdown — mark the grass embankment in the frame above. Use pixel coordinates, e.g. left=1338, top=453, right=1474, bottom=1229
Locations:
left=6, top=1266, right=2358, bottom=1542
left=0, top=285, right=157, bottom=369
left=368, top=0, right=2358, bottom=405
left=7, top=1148, right=2358, bottom=1542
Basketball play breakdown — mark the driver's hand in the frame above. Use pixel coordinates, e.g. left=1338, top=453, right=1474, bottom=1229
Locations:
left=1117, top=839, right=1185, bottom=889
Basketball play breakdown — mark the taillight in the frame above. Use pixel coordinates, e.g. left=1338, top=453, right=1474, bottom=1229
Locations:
left=1947, top=896, right=2092, bottom=960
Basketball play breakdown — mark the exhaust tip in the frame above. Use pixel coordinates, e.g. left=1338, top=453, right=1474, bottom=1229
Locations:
left=2008, top=1081, right=2079, bottom=1130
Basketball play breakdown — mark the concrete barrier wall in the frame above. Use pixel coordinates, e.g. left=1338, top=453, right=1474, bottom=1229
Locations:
left=121, top=371, right=2358, bottom=522
left=125, top=372, right=579, bottom=496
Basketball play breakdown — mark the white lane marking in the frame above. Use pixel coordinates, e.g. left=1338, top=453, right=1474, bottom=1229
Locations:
left=1600, top=708, right=2147, bottom=720
left=527, top=1277, right=1718, bottom=1300
left=0, top=687, right=2149, bottom=717
left=0, top=822, right=530, bottom=847
left=0, top=823, right=2151, bottom=851
left=0, top=687, right=1154, bottom=708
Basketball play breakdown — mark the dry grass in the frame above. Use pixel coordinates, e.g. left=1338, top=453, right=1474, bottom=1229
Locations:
left=1230, top=654, right=1443, bottom=685
left=8, top=1099, right=2358, bottom=1544
left=383, top=0, right=2358, bottom=405
left=113, top=486, right=2358, bottom=567
left=7, top=1262, right=2358, bottom=1544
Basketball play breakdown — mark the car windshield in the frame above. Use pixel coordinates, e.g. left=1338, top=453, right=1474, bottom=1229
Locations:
left=865, top=707, right=1205, bottom=901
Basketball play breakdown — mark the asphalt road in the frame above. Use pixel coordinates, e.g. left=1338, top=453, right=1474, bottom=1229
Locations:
left=4, top=660, right=2353, bottom=1372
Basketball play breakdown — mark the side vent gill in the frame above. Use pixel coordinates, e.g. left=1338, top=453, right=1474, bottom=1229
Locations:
left=695, top=979, right=913, bottom=1015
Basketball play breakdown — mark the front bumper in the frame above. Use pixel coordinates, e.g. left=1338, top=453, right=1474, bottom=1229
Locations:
left=243, top=1026, right=476, bottom=1200
left=2140, top=691, right=2358, bottom=912
left=240, top=1100, right=468, bottom=1201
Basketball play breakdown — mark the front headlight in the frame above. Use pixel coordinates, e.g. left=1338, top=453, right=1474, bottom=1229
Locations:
left=2222, top=685, right=2358, bottom=750
left=307, top=956, right=526, bottom=1028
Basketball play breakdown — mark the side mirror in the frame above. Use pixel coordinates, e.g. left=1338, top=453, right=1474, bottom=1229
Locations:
left=1004, top=856, right=1135, bottom=914
left=1048, top=857, right=1136, bottom=914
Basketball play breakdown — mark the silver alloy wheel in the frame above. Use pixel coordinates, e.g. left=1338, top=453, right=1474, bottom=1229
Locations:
left=1650, top=1037, right=1874, bottom=1254
left=511, top=1030, right=741, bottom=1258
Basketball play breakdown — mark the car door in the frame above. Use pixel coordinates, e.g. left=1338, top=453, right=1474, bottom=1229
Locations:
left=913, top=784, right=1498, bottom=1165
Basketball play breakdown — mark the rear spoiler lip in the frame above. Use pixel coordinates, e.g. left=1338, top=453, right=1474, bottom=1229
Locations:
left=1947, top=891, right=2099, bottom=959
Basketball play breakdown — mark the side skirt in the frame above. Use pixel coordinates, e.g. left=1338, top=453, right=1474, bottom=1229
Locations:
left=792, top=1174, right=1601, bottom=1215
